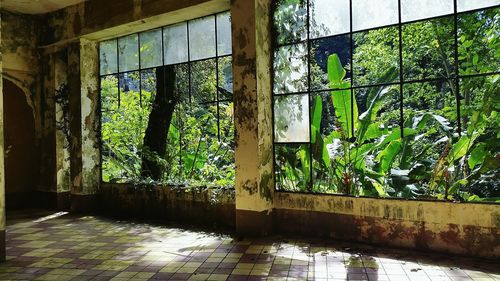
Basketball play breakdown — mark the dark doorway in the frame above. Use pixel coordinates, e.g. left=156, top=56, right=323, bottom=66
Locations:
left=3, top=79, right=38, bottom=209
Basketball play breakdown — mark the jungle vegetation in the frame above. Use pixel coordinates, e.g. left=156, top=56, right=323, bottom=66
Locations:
left=273, top=0, right=499, bottom=202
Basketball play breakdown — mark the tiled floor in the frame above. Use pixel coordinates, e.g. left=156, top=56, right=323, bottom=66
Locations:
left=1, top=210, right=499, bottom=281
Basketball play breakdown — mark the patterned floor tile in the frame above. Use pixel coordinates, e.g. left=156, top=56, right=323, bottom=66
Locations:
left=0, top=210, right=498, bottom=281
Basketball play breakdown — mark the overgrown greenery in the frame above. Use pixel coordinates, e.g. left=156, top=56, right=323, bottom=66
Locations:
left=273, top=1, right=499, bottom=202
left=101, top=64, right=235, bottom=188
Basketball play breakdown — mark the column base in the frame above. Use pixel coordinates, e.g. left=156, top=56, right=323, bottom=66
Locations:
left=0, top=230, right=5, bottom=262
left=70, top=194, right=97, bottom=213
left=236, top=209, right=273, bottom=236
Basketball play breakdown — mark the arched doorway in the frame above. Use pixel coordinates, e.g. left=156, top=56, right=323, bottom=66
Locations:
left=3, top=78, right=38, bottom=209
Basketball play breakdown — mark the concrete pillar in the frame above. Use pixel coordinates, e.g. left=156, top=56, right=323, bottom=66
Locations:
left=0, top=12, right=6, bottom=261
left=232, top=0, right=274, bottom=235
left=67, top=39, right=99, bottom=212
left=79, top=39, right=100, bottom=197
left=54, top=51, right=71, bottom=208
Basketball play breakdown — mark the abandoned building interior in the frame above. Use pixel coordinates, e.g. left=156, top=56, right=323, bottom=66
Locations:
left=0, top=0, right=499, bottom=280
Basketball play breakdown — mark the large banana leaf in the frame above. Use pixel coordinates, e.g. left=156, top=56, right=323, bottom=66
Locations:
left=311, top=95, right=331, bottom=168
left=328, top=54, right=357, bottom=139
left=356, top=67, right=398, bottom=142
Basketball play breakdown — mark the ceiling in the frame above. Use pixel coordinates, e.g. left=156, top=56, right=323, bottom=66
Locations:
left=1, top=0, right=87, bottom=14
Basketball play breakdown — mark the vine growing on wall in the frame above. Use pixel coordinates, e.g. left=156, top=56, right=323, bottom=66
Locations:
left=55, top=83, right=71, bottom=149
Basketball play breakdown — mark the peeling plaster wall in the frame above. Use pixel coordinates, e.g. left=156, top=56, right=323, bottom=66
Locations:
left=54, top=51, right=70, bottom=193
left=40, top=0, right=229, bottom=49
left=39, top=53, right=57, bottom=193
left=66, top=43, right=83, bottom=195
left=274, top=193, right=500, bottom=258
left=232, top=0, right=273, bottom=213
left=99, top=184, right=235, bottom=228
left=79, top=39, right=99, bottom=195
left=0, top=11, right=6, bottom=261
left=0, top=12, right=46, bottom=196
left=0, top=12, right=41, bottom=148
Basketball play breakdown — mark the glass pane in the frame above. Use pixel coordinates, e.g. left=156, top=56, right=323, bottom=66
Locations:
left=403, top=81, right=457, bottom=129
left=101, top=75, right=120, bottom=183
left=217, top=12, right=232, bottom=56
left=458, top=7, right=500, bottom=75
left=217, top=102, right=236, bottom=186
left=140, top=69, right=156, bottom=110
left=353, top=27, right=400, bottom=87
left=459, top=75, right=499, bottom=135
left=218, top=56, right=233, bottom=100
left=191, top=59, right=217, bottom=103
left=118, top=34, right=139, bottom=72
left=165, top=109, right=182, bottom=184
left=118, top=71, right=144, bottom=142
left=102, top=72, right=142, bottom=182
left=458, top=75, right=499, bottom=201
left=274, top=0, right=307, bottom=45
left=174, top=63, right=190, bottom=103
left=101, top=75, right=119, bottom=111
left=458, top=0, right=500, bottom=12
left=352, top=0, right=398, bottom=31
left=310, top=0, right=350, bottom=38
left=402, top=16, right=455, bottom=81
left=310, top=93, right=340, bottom=194
left=140, top=29, right=162, bottom=69
left=355, top=85, right=401, bottom=137
left=401, top=0, right=453, bottom=22
left=164, top=23, right=189, bottom=65
left=274, top=94, right=310, bottom=143
left=310, top=35, right=351, bottom=91
left=275, top=144, right=311, bottom=192
left=401, top=81, right=457, bottom=199
left=180, top=103, right=219, bottom=184
left=189, top=16, right=216, bottom=61
left=358, top=85, right=403, bottom=197
left=100, top=40, right=118, bottom=75
left=273, top=43, right=308, bottom=94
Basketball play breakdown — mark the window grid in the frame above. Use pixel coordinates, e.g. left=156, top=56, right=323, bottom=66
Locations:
left=271, top=0, right=500, bottom=194
left=98, top=11, right=233, bottom=184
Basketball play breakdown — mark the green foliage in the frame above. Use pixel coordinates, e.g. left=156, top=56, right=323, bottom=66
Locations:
left=275, top=6, right=499, bottom=202
left=101, top=63, right=235, bottom=188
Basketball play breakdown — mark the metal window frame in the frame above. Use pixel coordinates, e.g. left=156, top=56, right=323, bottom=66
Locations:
left=98, top=11, right=233, bottom=184
left=271, top=0, right=500, bottom=195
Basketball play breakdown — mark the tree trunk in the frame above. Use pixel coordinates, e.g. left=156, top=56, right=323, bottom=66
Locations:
left=141, top=65, right=176, bottom=180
